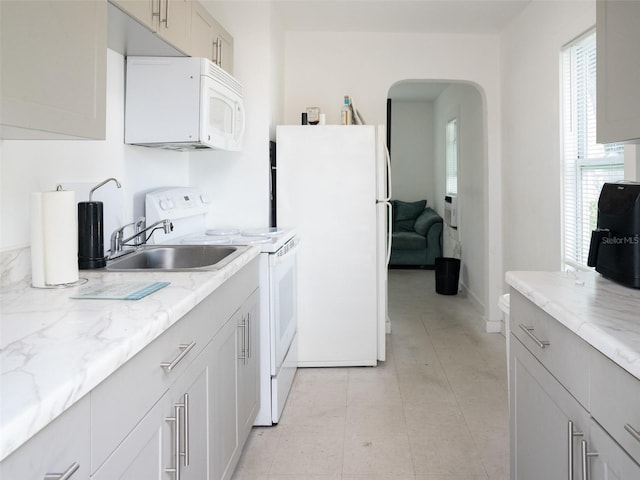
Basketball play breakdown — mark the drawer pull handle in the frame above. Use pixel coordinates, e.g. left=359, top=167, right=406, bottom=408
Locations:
left=624, top=424, right=640, bottom=443
left=568, top=420, right=584, bottom=480
left=44, top=463, right=79, bottom=480
left=160, top=342, right=196, bottom=371
left=519, top=324, right=550, bottom=349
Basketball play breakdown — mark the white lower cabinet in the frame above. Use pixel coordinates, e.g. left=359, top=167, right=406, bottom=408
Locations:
left=211, top=315, right=240, bottom=480
left=510, top=335, right=590, bottom=479
left=0, top=396, right=90, bottom=480
left=237, top=289, right=260, bottom=443
left=510, top=291, right=640, bottom=480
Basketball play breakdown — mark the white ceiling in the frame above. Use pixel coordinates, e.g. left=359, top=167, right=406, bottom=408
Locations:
left=273, top=0, right=531, bottom=34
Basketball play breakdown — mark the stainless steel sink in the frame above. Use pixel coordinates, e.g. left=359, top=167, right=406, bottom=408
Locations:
left=106, top=245, right=244, bottom=272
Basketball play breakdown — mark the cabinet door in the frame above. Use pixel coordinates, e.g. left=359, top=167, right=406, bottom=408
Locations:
left=596, top=0, right=640, bottom=143
left=210, top=317, right=239, bottom=480
left=510, top=335, right=590, bottom=480
left=110, top=0, right=156, bottom=30
left=157, top=0, right=191, bottom=54
left=91, top=390, right=170, bottom=480
left=588, top=420, right=640, bottom=480
left=0, top=0, right=107, bottom=140
left=190, top=1, right=216, bottom=60
left=0, top=396, right=90, bottom=480
left=170, top=342, right=212, bottom=480
left=214, top=28, right=234, bottom=74
left=237, top=289, right=260, bottom=442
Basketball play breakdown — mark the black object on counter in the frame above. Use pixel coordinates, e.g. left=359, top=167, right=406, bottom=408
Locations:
left=588, top=182, right=640, bottom=289
left=301, top=112, right=308, bottom=125
left=78, top=201, right=106, bottom=269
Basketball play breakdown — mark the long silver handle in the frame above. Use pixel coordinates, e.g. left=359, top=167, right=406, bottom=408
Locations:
left=238, top=319, right=247, bottom=364
left=182, top=394, right=189, bottom=466
left=165, top=404, right=182, bottom=480
left=246, top=312, right=251, bottom=359
left=213, top=37, right=222, bottom=66
left=519, top=324, right=550, bottom=349
left=568, top=420, right=584, bottom=480
left=160, top=0, right=169, bottom=27
left=152, top=0, right=161, bottom=21
left=160, top=342, right=196, bottom=371
left=625, top=423, right=640, bottom=443
left=580, top=440, right=598, bottom=480
left=44, top=463, right=80, bottom=480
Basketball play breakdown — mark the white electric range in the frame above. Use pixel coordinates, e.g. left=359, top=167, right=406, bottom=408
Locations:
left=145, top=187, right=298, bottom=425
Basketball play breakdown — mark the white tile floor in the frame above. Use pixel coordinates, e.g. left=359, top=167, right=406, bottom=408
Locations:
left=232, top=269, right=509, bottom=480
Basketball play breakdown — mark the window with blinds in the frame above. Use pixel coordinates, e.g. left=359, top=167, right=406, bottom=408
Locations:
left=562, top=30, right=624, bottom=268
left=446, top=118, right=458, bottom=195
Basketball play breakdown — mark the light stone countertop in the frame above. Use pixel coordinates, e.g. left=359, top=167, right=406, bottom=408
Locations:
left=0, top=246, right=260, bottom=462
left=506, top=270, right=640, bottom=381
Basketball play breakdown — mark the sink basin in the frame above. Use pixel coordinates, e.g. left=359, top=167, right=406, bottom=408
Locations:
left=106, top=245, right=244, bottom=272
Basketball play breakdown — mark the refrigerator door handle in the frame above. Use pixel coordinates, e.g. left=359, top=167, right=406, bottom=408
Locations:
left=383, top=145, right=392, bottom=202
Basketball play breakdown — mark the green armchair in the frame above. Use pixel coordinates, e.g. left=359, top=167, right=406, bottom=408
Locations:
left=390, top=200, right=443, bottom=267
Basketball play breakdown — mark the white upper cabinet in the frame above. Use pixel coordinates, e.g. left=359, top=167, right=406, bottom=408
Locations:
left=189, top=1, right=234, bottom=73
left=596, top=0, right=640, bottom=144
left=111, top=0, right=191, bottom=54
left=0, top=0, right=107, bottom=140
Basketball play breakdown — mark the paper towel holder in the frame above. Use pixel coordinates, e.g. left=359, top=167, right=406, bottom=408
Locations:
left=78, top=178, right=121, bottom=270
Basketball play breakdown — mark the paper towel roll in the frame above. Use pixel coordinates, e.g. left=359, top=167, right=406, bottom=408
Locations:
left=31, top=190, right=79, bottom=287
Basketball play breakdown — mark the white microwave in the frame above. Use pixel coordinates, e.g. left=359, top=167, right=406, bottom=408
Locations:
left=125, top=56, right=245, bottom=152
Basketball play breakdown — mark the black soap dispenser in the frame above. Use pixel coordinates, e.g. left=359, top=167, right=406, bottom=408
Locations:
left=78, top=178, right=121, bottom=269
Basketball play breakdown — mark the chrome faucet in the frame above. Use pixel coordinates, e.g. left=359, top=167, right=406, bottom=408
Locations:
left=109, top=217, right=173, bottom=258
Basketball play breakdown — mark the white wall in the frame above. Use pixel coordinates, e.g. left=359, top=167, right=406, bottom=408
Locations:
left=0, top=49, right=191, bottom=251
left=0, top=2, right=282, bottom=254
left=389, top=100, right=435, bottom=205
left=283, top=31, right=503, bottom=326
left=190, top=1, right=283, bottom=230
left=434, top=84, right=486, bottom=311
left=501, top=1, right=596, bottom=273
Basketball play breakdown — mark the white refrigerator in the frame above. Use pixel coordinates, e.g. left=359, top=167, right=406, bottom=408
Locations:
left=276, top=125, right=391, bottom=367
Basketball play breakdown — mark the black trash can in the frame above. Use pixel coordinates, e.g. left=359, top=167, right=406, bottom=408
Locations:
left=435, top=257, right=460, bottom=295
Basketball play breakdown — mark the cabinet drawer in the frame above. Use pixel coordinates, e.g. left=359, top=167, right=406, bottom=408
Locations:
left=91, top=315, right=202, bottom=472
left=510, top=290, right=591, bottom=408
left=0, top=395, right=90, bottom=480
left=588, top=419, right=640, bottom=479
left=590, top=349, right=640, bottom=465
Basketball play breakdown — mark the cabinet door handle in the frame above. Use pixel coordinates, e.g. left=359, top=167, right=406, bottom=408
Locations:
left=238, top=318, right=247, bottom=364
left=246, top=312, right=251, bottom=359
left=568, top=420, right=583, bottom=480
left=165, top=404, right=183, bottom=480
left=44, top=463, right=79, bottom=480
left=152, top=0, right=161, bottom=21
left=160, top=342, right=196, bottom=371
left=182, top=393, right=190, bottom=466
left=519, top=324, right=550, bottom=349
left=624, top=423, right=640, bottom=443
left=580, top=440, right=598, bottom=480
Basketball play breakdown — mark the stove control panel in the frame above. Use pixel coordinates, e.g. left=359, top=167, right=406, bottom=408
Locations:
left=145, top=187, right=209, bottom=224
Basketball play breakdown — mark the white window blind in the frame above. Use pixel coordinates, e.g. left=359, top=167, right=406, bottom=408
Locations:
left=446, top=118, right=458, bottom=195
left=562, top=31, right=624, bottom=267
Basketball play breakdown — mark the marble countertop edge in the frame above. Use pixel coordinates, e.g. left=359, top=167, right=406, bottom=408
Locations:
left=505, top=270, right=640, bottom=381
left=0, top=246, right=260, bottom=461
